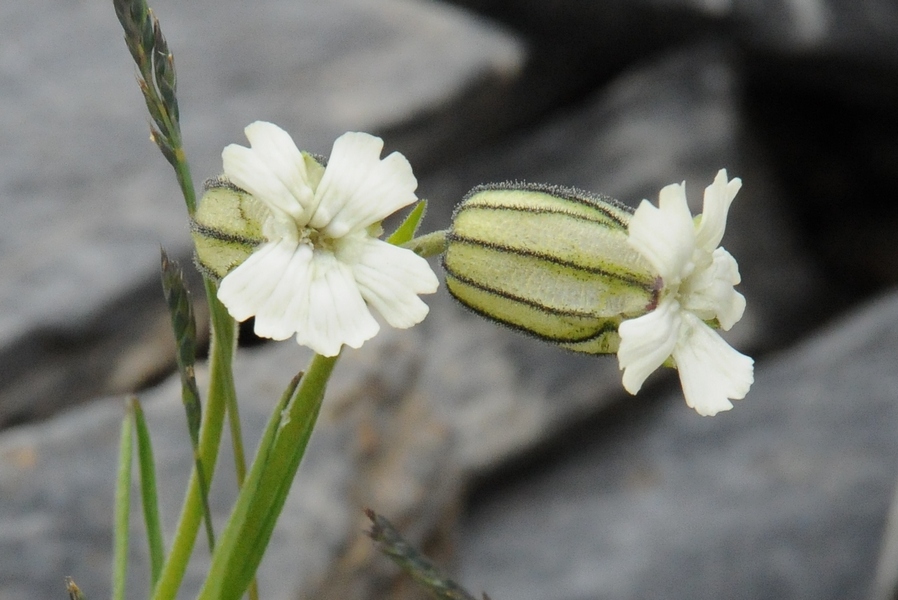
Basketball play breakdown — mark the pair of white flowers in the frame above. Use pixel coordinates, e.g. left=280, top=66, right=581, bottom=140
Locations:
left=214, top=121, right=752, bottom=415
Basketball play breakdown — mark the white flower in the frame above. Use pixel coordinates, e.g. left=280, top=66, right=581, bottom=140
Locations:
left=216, top=121, right=439, bottom=357
left=617, top=170, right=754, bottom=416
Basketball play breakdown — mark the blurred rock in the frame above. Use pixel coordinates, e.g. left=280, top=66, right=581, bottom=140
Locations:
left=0, top=0, right=523, bottom=426
left=733, top=0, right=898, bottom=107
left=446, top=0, right=720, bottom=88
left=458, top=287, right=898, bottom=600
left=745, top=67, right=898, bottom=296
left=449, top=0, right=898, bottom=106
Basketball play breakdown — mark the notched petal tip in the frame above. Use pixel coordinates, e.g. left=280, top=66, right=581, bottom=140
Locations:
left=222, top=132, right=313, bottom=223
left=696, top=169, right=741, bottom=251
left=348, top=238, right=439, bottom=330
left=674, top=314, right=754, bottom=416
left=314, top=138, right=418, bottom=238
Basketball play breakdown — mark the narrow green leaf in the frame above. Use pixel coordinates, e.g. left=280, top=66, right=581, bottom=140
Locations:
left=387, top=200, right=427, bottom=246
left=131, top=397, right=166, bottom=591
left=366, top=509, right=483, bottom=600
left=195, top=357, right=334, bottom=600
left=194, top=371, right=303, bottom=600
left=113, top=404, right=134, bottom=600
left=229, top=374, right=329, bottom=592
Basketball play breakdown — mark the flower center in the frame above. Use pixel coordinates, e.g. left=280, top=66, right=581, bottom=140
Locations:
left=265, top=214, right=339, bottom=252
left=302, top=227, right=337, bottom=252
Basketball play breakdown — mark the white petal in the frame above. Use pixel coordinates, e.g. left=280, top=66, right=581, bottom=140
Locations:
left=673, top=313, right=754, bottom=416
left=217, top=237, right=300, bottom=322
left=252, top=243, right=314, bottom=341
left=680, top=247, right=745, bottom=330
left=292, top=252, right=380, bottom=356
left=222, top=122, right=314, bottom=224
left=628, top=183, right=696, bottom=283
left=310, top=132, right=418, bottom=238
left=618, top=297, right=682, bottom=394
left=307, top=132, right=381, bottom=231
left=694, top=169, right=741, bottom=252
left=344, top=237, right=439, bottom=329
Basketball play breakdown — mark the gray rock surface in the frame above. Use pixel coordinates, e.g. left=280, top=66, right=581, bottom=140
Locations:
left=0, top=0, right=523, bottom=425
left=458, top=288, right=898, bottom=600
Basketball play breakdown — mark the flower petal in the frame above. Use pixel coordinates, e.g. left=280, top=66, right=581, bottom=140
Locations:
left=310, top=132, right=418, bottom=238
left=694, top=169, right=741, bottom=252
left=252, top=243, right=314, bottom=341
left=628, top=183, right=696, bottom=283
left=291, top=251, right=380, bottom=356
left=680, top=247, right=745, bottom=330
left=673, top=312, right=754, bottom=416
left=618, top=297, right=682, bottom=394
left=344, top=237, right=439, bottom=329
left=222, top=121, right=314, bottom=224
left=217, top=237, right=300, bottom=322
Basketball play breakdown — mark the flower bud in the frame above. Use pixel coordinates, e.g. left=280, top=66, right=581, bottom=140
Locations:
left=442, top=182, right=659, bottom=354
left=190, top=177, right=268, bottom=280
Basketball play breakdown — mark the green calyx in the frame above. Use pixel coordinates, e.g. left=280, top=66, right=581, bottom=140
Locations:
left=190, top=177, right=269, bottom=280
left=442, top=182, right=659, bottom=355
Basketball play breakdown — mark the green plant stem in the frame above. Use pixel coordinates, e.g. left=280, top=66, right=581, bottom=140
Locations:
left=150, top=288, right=236, bottom=600
left=172, top=146, right=197, bottom=216
left=221, top=316, right=255, bottom=600
left=195, top=353, right=338, bottom=600
left=402, top=229, right=447, bottom=258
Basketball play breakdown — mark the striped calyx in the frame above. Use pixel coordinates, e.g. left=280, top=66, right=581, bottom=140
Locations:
left=443, top=182, right=659, bottom=354
left=190, top=177, right=270, bottom=280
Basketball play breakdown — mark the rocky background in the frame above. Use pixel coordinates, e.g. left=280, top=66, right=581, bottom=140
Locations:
left=2, top=0, right=898, bottom=599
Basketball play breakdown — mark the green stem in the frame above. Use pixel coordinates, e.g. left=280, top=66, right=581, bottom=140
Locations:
left=195, top=353, right=338, bottom=600
left=172, top=146, right=197, bottom=215
left=151, top=286, right=236, bottom=600
left=225, top=378, right=248, bottom=491
left=222, top=328, right=256, bottom=600
left=402, top=229, right=447, bottom=258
